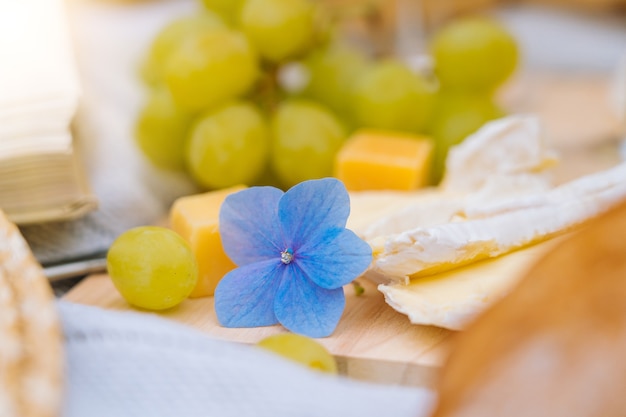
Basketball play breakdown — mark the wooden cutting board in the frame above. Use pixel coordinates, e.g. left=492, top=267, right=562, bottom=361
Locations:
left=65, top=273, right=454, bottom=388
left=63, top=237, right=558, bottom=388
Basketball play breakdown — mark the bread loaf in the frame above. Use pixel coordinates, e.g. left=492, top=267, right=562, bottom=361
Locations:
left=0, top=211, right=63, bottom=417
left=433, top=197, right=626, bottom=416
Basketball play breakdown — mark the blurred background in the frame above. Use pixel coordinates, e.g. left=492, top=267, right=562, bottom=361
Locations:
left=2, top=0, right=625, bottom=275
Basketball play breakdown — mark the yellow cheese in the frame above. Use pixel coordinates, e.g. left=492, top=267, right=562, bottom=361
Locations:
left=334, top=130, right=434, bottom=191
left=377, top=237, right=565, bottom=330
left=170, top=185, right=246, bottom=298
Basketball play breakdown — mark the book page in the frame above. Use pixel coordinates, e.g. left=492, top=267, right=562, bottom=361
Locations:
left=0, top=0, right=97, bottom=226
left=21, top=0, right=199, bottom=268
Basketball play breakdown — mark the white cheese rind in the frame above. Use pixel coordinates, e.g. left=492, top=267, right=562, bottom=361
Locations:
left=347, top=189, right=444, bottom=237
left=372, top=162, right=626, bottom=283
left=462, top=162, right=626, bottom=219
left=357, top=194, right=466, bottom=241
left=441, top=115, right=558, bottom=193
left=378, top=239, right=560, bottom=330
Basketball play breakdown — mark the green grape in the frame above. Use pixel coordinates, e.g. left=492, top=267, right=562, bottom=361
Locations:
left=134, top=88, right=192, bottom=171
left=301, top=42, right=371, bottom=117
left=252, top=164, right=285, bottom=189
left=431, top=16, right=518, bottom=92
left=200, top=0, right=245, bottom=26
left=166, top=29, right=258, bottom=112
left=107, top=226, right=198, bottom=311
left=428, top=92, right=504, bottom=184
left=257, top=333, right=338, bottom=374
left=185, top=101, right=270, bottom=189
left=270, top=100, right=347, bottom=188
left=351, top=60, right=435, bottom=133
left=240, top=0, right=316, bottom=62
left=140, top=12, right=225, bottom=85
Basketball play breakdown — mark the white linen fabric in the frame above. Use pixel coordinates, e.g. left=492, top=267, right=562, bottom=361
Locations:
left=58, top=301, right=436, bottom=417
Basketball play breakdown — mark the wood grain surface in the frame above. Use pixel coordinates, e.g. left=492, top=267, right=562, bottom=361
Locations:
left=64, top=274, right=454, bottom=388
left=61, top=235, right=569, bottom=388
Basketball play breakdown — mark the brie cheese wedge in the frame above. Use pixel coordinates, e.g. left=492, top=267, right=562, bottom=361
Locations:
left=370, top=162, right=626, bottom=284
left=347, top=114, right=626, bottom=331
left=378, top=238, right=563, bottom=330
left=440, top=115, right=558, bottom=193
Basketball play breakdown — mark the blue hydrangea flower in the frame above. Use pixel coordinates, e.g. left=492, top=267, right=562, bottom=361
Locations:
left=214, top=178, right=372, bottom=338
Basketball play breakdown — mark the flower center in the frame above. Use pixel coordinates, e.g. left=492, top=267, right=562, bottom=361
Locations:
left=280, top=249, right=294, bottom=265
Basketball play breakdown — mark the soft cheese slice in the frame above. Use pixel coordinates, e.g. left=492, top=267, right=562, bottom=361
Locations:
left=371, top=162, right=626, bottom=284
left=441, top=115, right=558, bottom=193
left=347, top=190, right=437, bottom=235
left=460, top=162, right=626, bottom=219
left=378, top=238, right=563, bottom=330
left=348, top=189, right=463, bottom=240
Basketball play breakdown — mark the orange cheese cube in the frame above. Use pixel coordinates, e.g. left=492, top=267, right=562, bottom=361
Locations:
left=170, top=185, right=245, bottom=298
left=334, top=130, right=434, bottom=191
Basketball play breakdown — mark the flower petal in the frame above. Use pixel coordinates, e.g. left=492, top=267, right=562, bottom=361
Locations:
left=274, top=266, right=345, bottom=337
left=296, top=228, right=372, bottom=289
left=219, top=186, right=286, bottom=265
left=278, top=178, right=350, bottom=248
left=214, top=259, right=284, bottom=328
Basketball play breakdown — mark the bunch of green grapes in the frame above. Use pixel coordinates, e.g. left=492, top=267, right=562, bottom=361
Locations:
left=135, top=0, right=518, bottom=189
left=136, top=0, right=351, bottom=190
left=427, top=16, right=519, bottom=183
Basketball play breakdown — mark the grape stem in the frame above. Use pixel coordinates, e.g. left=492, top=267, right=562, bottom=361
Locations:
left=252, top=63, right=282, bottom=114
left=352, top=280, right=365, bottom=296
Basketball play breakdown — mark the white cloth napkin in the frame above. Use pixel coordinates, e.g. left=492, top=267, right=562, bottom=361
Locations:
left=58, top=301, right=436, bottom=417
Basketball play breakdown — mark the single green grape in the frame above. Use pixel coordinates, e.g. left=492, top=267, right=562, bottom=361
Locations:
left=257, top=333, right=338, bottom=374
left=134, top=88, right=192, bottom=171
left=240, top=0, right=316, bottom=62
left=351, top=60, right=435, bottom=133
left=431, top=16, right=518, bottom=92
left=251, top=164, right=285, bottom=189
left=270, top=99, right=347, bottom=188
left=301, top=42, right=371, bottom=117
left=165, top=29, right=258, bottom=112
left=200, top=0, right=245, bottom=26
left=107, top=226, right=198, bottom=311
left=428, top=91, right=504, bottom=184
left=185, top=101, right=270, bottom=189
left=140, top=12, right=225, bottom=85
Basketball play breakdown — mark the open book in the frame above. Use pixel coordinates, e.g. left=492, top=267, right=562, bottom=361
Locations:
left=12, top=0, right=200, bottom=276
left=0, top=0, right=97, bottom=225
